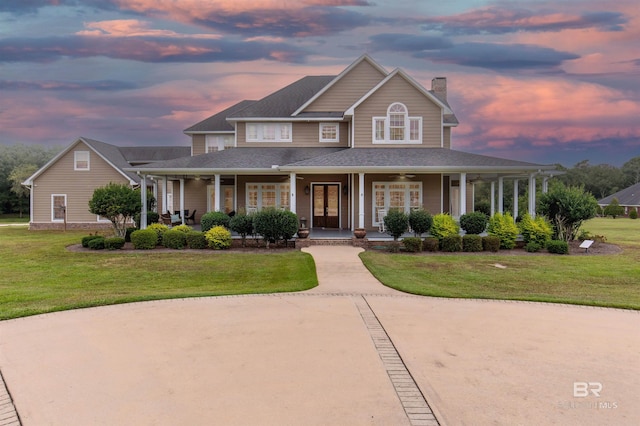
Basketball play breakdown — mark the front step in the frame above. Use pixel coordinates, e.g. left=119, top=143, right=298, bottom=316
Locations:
left=296, top=238, right=368, bottom=248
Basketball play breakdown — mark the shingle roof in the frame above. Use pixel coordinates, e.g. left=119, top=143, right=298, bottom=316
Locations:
left=81, top=138, right=141, bottom=182
left=184, top=100, right=256, bottom=133
left=118, top=146, right=191, bottom=163
left=598, top=182, right=640, bottom=206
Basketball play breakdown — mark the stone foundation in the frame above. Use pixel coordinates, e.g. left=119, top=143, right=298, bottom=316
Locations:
left=29, top=222, right=114, bottom=231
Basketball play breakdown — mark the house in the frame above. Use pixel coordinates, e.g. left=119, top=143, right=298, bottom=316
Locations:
left=598, top=182, right=640, bottom=215
left=25, top=55, right=557, bottom=232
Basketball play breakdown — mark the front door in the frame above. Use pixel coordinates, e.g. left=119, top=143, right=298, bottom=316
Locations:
left=313, top=184, right=339, bottom=228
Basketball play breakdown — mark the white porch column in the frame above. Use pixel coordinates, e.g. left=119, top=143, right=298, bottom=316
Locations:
left=543, top=177, right=549, bottom=193
left=162, top=178, right=168, bottom=215
left=152, top=179, right=158, bottom=212
left=214, top=174, right=221, bottom=212
left=358, top=173, right=365, bottom=228
left=513, top=179, right=519, bottom=221
left=141, top=175, right=148, bottom=230
left=289, top=172, right=297, bottom=214
left=490, top=181, right=496, bottom=216
left=498, top=177, right=504, bottom=214
left=528, top=173, right=536, bottom=218
left=179, top=178, right=185, bottom=224
left=459, top=172, right=467, bottom=216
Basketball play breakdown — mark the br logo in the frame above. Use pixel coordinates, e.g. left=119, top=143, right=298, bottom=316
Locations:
left=573, top=382, right=602, bottom=397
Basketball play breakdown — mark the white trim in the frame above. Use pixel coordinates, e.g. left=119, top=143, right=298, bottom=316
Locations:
left=371, top=103, right=423, bottom=144
left=51, top=194, right=66, bottom=222
left=74, top=151, right=90, bottom=171
left=245, top=182, right=291, bottom=210
left=246, top=123, right=292, bottom=143
left=371, top=181, right=422, bottom=227
left=319, top=123, right=340, bottom=143
left=206, top=134, right=235, bottom=152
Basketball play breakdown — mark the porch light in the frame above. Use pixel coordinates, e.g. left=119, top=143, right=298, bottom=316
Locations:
left=304, top=185, right=310, bottom=195
left=194, top=175, right=200, bottom=180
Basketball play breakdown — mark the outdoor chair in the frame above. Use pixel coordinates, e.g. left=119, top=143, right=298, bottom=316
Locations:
left=185, top=209, right=196, bottom=225
left=377, top=209, right=387, bottom=233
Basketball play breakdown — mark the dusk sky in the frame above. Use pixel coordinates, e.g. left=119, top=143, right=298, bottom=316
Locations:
left=0, top=0, right=638, bottom=167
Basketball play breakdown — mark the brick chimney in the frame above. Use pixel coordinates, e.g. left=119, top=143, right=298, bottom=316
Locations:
left=431, top=77, right=447, bottom=101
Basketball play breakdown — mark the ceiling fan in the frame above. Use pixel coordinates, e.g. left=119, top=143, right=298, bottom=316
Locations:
left=389, top=173, right=416, bottom=179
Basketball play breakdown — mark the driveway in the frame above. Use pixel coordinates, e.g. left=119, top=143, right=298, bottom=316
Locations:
left=0, top=246, right=638, bottom=425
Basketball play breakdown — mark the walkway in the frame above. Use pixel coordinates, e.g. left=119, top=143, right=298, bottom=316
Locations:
left=0, top=247, right=638, bottom=425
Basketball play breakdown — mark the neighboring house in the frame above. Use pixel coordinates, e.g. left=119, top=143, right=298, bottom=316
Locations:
left=598, top=182, right=640, bottom=215
left=25, top=55, right=558, bottom=232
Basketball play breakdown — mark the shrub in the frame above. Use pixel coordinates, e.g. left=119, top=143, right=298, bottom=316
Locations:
left=459, top=211, right=488, bottom=235
left=402, top=237, right=423, bottom=253
left=518, top=214, right=552, bottom=246
left=603, top=198, right=625, bottom=219
left=205, top=226, right=232, bottom=250
left=253, top=208, right=298, bottom=248
left=131, top=229, right=158, bottom=249
left=104, top=237, right=125, bottom=250
left=408, top=209, right=433, bottom=237
left=185, top=231, right=207, bottom=249
left=525, top=241, right=542, bottom=253
left=441, top=235, right=463, bottom=252
left=125, top=227, right=136, bottom=242
left=462, top=234, right=483, bottom=252
left=229, top=212, right=254, bottom=247
left=147, top=223, right=169, bottom=245
left=87, top=237, right=105, bottom=250
left=482, top=236, right=500, bottom=252
left=162, top=229, right=187, bottom=249
left=201, top=211, right=231, bottom=232
left=89, top=183, right=152, bottom=238
left=278, top=210, right=300, bottom=244
left=82, top=235, right=103, bottom=248
left=487, top=213, right=518, bottom=249
left=384, top=209, right=409, bottom=240
left=547, top=240, right=569, bottom=254
left=630, top=208, right=638, bottom=219
left=135, top=211, right=160, bottom=228
left=423, top=237, right=439, bottom=252
left=172, top=224, right=193, bottom=233
left=538, top=183, right=598, bottom=241
left=430, top=213, right=459, bottom=241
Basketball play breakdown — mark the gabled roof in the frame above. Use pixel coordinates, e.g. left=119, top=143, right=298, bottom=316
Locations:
left=184, top=100, right=256, bottom=133
left=118, top=146, right=191, bottom=163
left=598, top=182, right=640, bottom=206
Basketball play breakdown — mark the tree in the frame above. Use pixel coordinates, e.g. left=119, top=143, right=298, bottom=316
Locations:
left=88, top=183, right=141, bottom=237
left=8, top=163, right=38, bottom=218
left=538, top=183, right=598, bottom=241
left=603, top=198, right=625, bottom=218
left=383, top=209, right=409, bottom=240
left=622, top=156, right=640, bottom=186
left=408, top=209, right=432, bottom=237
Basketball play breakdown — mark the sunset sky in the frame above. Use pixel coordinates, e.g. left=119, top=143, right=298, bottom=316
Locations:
left=0, top=0, right=638, bottom=167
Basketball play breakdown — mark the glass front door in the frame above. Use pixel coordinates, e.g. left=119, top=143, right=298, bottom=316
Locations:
left=313, top=184, right=339, bottom=228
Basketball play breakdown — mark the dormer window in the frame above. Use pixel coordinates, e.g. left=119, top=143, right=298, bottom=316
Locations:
left=373, top=103, right=422, bottom=144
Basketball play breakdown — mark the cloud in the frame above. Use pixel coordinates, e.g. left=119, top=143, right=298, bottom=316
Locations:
left=0, top=0, right=113, bottom=14
left=76, top=19, right=221, bottom=39
left=0, top=80, right=138, bottom=91
left=368, top=33, right=453, bottom=52
left=421, top=6, right=627, bottom=35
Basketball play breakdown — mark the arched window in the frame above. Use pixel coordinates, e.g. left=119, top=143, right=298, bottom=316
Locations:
left=372, top=103, right=422, bottom=144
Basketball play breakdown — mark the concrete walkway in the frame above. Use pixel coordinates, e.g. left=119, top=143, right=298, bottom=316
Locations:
left=0, top=247, right=639, bottom=425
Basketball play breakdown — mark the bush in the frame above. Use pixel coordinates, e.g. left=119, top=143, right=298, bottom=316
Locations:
left=278, top=210, right=300, bottom=243
left=630, top=208, right=638, bottom=219
left=423, top=237, right=439, bottom=252
left=201, top=211, right=231, bottom=232
left=229, top=212, right=254, bottom=247
left=482, top=236, right=500, bottom=252
left=162, top=229, right=187, bottom=249
left=408, top=209, right=432, bottom=237
left=603, top=198, right=625, bottom=219
left=402, top=237, right=423, bottom=253
left=538, top=183, right=598, bottom=241
left=87, top=237, right=105, bottom=250
left=462, top=234, right=483, bottom=252
left=147, top=223, right=169, bottom=245
left=205, top=226, right=232, bottom=250
left=430, top=213, right=459, bottom=241
left=459, top=211, right=488, bottom=235
left=518, top=214, right=552, bottom=246
left=134, top=211, right=160, bottom=228
left=547, top=240, right=569, bottom=254
left=487, top=213, right=518, bottom=249
left=131, top=229, right=158, bottom=249
left=104, top=237, right=125, bottom=250
left=82, top=235, right=103, bottom=248
left=441, top=235, right=463, bottom=252
left=525, top=241, right=542, bottom=253
left=253, top=208, right=298, bottom=247
left=185, top=231, right=207, bottom=249
left=474, top=201, right=491, bottom=217
left=125, top=227, right=136, bottom=242
left=172, top=224, right=193, bottom=233
left=384, top=209, right=409, bottom=240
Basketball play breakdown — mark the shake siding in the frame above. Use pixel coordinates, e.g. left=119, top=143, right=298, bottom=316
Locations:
left=32, top=141, right=130, bottom=223
left=236, top=122, right=349, bottom=147
left=303, top=60, right=386, bottom=113
left=353, top=75, right=442, bottom=148
left=192, top=135, right=206, bottom=155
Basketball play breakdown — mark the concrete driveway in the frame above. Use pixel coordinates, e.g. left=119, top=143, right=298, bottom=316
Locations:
left=1, top=246, right=638, bottom=425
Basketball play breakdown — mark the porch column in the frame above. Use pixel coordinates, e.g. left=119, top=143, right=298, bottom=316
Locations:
left=498, top=177, right=504, bottom=214
left=543, top=177, right=549, bottom=193
left=179, top=178, right=185, bottom=224
left=162, top=178, right=168, bottom=215
left=289, top=172, right=296, bottom=214
left=141, top=175, right=147, bottom=230
left=152, top=179, right=158, bottom=212
left=358, top=173, right=365, bottom=228
left=528, top=174, right=536, bottom=218
left=214, top=174, right=221, bottom=211
left=490, top=181, right=496, bottom=216
left=513, top=179, right=519, bottom=222
left=459, top=172, right=467, bottom=216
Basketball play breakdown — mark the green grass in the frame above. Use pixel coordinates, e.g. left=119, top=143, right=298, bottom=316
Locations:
left=0, top=228, right=317, bottom=320
left=360, top=217, right=640, bottom=309
left=0, top=214, right=29, bottom=224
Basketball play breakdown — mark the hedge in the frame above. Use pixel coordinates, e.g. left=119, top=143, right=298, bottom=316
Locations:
left=162, top=229, right=187, bottom=249
left=87, top=237, right=105, bottom=250
left=441, top=235, right=463, bottom=252
left=487, top=213, right=518, bottom=249
left=423, top=237, right=439, bottom=252
left=547, top=240, right=569, bottom=254
left=482, top=236, right=501, bottom=252
left=462, top=234, right=483, bottom=252
left=205, top=226, right=232, bottom=250
left=104, top=237, right=125, bottom=250
left=402, top=237, right=423, bottom=253
left=201, top=211, right=231, bottom=233
left=185, top=231, right=207, bottom=249
left=131, top=229, right=158, bottom=249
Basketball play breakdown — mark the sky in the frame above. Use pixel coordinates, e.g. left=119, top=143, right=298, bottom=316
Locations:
left=0, top=0, right=638, bottom=167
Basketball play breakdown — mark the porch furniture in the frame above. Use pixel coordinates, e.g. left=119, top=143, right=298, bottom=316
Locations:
left=377, top=209, right=387, bottom=233
left=246, top=207, right=258, bottom=214
left=160, top=213, right=171, bottom=225
left=170, top=214, right=181, bottom=226
left=185, top=209, right=197, bottom=225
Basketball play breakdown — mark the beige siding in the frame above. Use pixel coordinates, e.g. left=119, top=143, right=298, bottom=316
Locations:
left=353, top=74, right=443, bottom=148
left=236, top=122, right=349, bottom=147
left=181, top=179, right=208, bottom=223
left=31, top=141, right=131, bottom=224
left=443, top=127, right=451, bottom=149
left=303, top=60, right=386, bottom=113
left=191, top=135, right=206, bottom=156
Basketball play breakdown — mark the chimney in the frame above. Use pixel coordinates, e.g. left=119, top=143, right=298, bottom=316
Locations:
left=431, top=77, right=447, bottom=101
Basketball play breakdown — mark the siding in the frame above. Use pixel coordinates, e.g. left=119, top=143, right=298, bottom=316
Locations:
left=236, top=122, right=349, bottom=147
left=353, top=74, right=443, bottom=148
left=192, top=135, right=206, bottom=155
left=443, top=127, right=451, bottom=149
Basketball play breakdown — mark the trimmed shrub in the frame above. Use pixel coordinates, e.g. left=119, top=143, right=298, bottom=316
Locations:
left=200, top=211, right=231, bottom=233
left=229, top=212, right=254, bottom=247
left=630, top=208, right=638, bottom=219
left=82, top=235, right=103, bottom=248
left=487, top=212, right=518, bottom=249
left=430, top=213, right=460, bottom=241
left=172, top=224, right=193, bottom=233
left=162, top=229, right=187, bottom=249
left=603, top=198, right=625, bottom=218
left=462, top=234, right=483, bottom=252
left=402, top=237, right=423, bottom=253
left=205, top=226, right=232, bottom=250
left=482, top=236, right=500, bottom=252
left=459, top=211, right=488, bottom=235
left=253, top=208, right=298, bottom=248
left=547, top=240, right=569, bottom=254
left=423, top=237, right=439, bottom=252
left=147, top=223, right=169, bottom=245
left=525, top=241, right=542, bottom=253
left=408, top=209, right=433, bottom=237
left=104, top=237, right=125, bottom=250
left=441, top=235, right=463, bottom=252
left=185, top=231, right=207, bottom=249
left=474, top=201, right=491, bottom=217
left=278, top=210, right=300, bottom=244
left=518, top=214, right=552, bottom=246
left=125, top=227, right=136, bottom=242
left=384, top=209, right=409, bottom=240
left=131, top=229, right=158, bottom=250
left=87, top=237, right=105, bottom=250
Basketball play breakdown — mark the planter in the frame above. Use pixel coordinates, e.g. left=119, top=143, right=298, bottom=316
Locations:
left=354, top=228, right=367, bottom=239
left=297, top=228, right=310, bottom=239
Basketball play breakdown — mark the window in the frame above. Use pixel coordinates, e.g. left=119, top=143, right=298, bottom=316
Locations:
left=74, top=151, right=90, bottom=170
left=52, top=194, right=67, bottom=222
left=371, top=182, right=422, bottom=226
left=319, top=123, right=340, bottom=143
left=246, top=123, right=292, bottom=142
left=246, top=183, right=290, bottom=210
left=206, top=134, right=235, bottom=152
left=372, top=103, right=422, bottom=144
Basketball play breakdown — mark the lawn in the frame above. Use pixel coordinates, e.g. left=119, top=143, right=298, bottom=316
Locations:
left=0, top=227, right=317, bottom=320
left=0, top=214, right=29, bottom=224
left=360, top=217, right=640, bottom=310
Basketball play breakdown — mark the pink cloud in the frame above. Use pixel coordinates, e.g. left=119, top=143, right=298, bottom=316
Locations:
left=77, top=19, right=221, bottom=39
